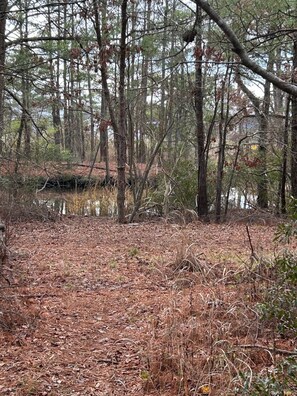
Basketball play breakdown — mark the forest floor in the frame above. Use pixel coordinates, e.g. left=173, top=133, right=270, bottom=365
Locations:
left=0, top=215, right=296, bottom=395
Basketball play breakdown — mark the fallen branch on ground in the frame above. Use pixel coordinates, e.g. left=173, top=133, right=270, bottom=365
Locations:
left=239, top=344, right=297, bottom=356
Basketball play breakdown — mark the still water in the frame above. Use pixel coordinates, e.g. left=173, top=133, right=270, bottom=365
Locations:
left=228, top=187, right=256, bottom=209
left=37, top=188, right=256, bottom=218
left=37, top=190, right=121, bottom=217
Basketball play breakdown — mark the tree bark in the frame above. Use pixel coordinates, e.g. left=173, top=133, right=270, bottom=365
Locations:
left=215, top=66, right=231, bottom=222
left=257, top=68, right=271, bottom=209
left=279, top=96, right=290, bottom=213
left=158, top=0, right=169, bottom=165
left=137, top=0, right=151, bottom=163
left=291, top=33, right=297, bottom=198
left=63, top=3, right=70, bottom=151
left=93, top=0, right=127, bottom=223
left=48, top=0, right=62, bottom=148
left=117, top=0, right=128, bottom=223
left=98, top=1, right=108, bottom=164
left=0, top=0, right=7, bottom=154
left=195, top=6, right=208, bottom=219
left=20, top=0, right=31, bottom=159
left=236, top=63, right=271, bottom=209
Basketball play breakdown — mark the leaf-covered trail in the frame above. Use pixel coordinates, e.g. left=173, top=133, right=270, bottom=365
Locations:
left=0, top=217, right=283, bottom=395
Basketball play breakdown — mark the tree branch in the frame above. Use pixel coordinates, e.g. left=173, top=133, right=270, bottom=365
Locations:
left=239, top=344, right=297, bottom=356
left=6, top=36, right=80, bottom=48
left=4, top=87, right=48, bottom=141
left=235, top=68, right=261, bottom=111
left=192, top=0, right=297, bottom=97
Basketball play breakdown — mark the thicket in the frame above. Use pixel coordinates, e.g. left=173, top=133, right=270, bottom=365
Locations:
left=142, top=202, right=297, bottom=395
left=240, top=199, right=297, bottom=395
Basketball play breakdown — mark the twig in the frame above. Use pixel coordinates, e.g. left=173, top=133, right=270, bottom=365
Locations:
left=239, top=344, right=297, bottom=356
left=4, top=88, right=49, bottom=141
left=97, top=359, right=114, bottom=364
left=71, top=162, right=116, bottom=172
left=1, top=293, right=58, bottom=299
left=36, top=177, right=50, bottom=193
left=246, top=225, right=258, bottom=261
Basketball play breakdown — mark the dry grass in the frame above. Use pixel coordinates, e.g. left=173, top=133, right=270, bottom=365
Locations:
left=0, top=191, right=58, bottom=222
left=0, top=222, right=40, bottom=335
left=166, top=210, right=199, bottom=225
left=0, top=293, right=40, bottom=334
left=142, top=237, right=291, bottom=395
left=142, top=282, right=276, bottom=395
left=172, top=241, right=220, bottom=282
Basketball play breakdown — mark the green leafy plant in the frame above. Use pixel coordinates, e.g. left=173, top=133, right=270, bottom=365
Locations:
left=256, top=198, right=297, bottom=337
left=150, top=159, right=198, bottom=213
left=236, top=198, right=297, bottom=395
left=237, top=358, right=297, bottom=395
left=254, top=250, right=297, bottom=336
left=35, top=142, right=73, bottom=163
left=275, top=197, right=297, bottom=242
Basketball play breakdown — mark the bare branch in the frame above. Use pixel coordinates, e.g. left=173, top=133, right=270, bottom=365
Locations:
left=239, top=344, right=297, bottom=356
left=192, top=0, right=297, bottom=97
left=6, top=36, right=80, bottom=48
left=4, top=87, right=48, bottom=141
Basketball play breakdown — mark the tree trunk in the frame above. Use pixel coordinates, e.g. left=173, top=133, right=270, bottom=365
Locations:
left=23, top=78, right=31, bottom=158
left=236, top=57, right=272, bottom=210
left=21, top=0, right=31, bottom=159
left=100, top=95, right=110, bottom=181
left=215, top=65, right=231, bottom=222
left=117, top=0, right=128, bottom=223
left=195, top=6, right=208, bottom=219
left=14, top=112, right=26, bottom=174
left=257, top=73, right=271, bottom=209
left=167, top=4, right=177, bottom=161
left=279, top=95, right=290, bottom=213
left=48, top=0, right=62, bottom=148
left=98, top=2, right=109, bottom=176
left=137, top=0, right=152, bottom=163
left=78, top=69, right=85, bottom=161
left=0, top=0, right=7, bottom=154
left=158, top=0, right=169, bottom=165
left=291, top=33, right=297, bottom=198
left=87, top=58, right=95, bottom=160
left=93, top=0, right=127, bottom=223
left=63, top=3, right=71, bottom=151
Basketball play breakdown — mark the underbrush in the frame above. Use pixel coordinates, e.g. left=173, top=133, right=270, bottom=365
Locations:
left=238, top=357, right=297, bottom=395
left=0, top=292, right=40, bottom=333
left=0, top=222, right=39, bottom=335
left=256, top=252, right=297, bottom=338
left=142, top=288, right=263, bottom=395
left=0, top=194, right=58, bottom=222
left=142, top=223, right=297, bottom=395
left=0, top=176, right=58, bottom=222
